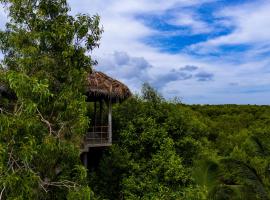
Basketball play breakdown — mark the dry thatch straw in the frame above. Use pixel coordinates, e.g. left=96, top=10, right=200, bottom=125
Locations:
left=86, top=71, right=132, bottom=102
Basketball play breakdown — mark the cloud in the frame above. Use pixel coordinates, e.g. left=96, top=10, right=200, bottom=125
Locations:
left=97, top=51, right=201, bottom=90
left=216, top=1, right=270, bottom=45
left=229, top=82, right=239, bottom=86
left=97, top=52, right=151, bottom=78
left=180, top=65, right=198, bottom=71
left=168, top=10, right=212, bottom=34
left=113, top=51, right=130, bottom=66
left=190, top=0, right=270, bottom=55
left=95, top=51, right=152, bottom=91
left=97, top=51, right=197, bottom=90
left=152, top=68, right=192, bottom=88
left=195, top=72, right=214, bottom=81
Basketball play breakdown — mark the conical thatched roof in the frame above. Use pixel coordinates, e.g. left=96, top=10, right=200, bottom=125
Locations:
left=86, top=71, right=132, bottom=102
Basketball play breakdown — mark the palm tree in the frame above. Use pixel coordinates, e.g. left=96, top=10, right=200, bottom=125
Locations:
left=192, top=157, right=269, bottom=200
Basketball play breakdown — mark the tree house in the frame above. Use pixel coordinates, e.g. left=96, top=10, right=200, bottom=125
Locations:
left=0, top=71, right=131, bottom=168
left=81, top=71, right=131, bottom=154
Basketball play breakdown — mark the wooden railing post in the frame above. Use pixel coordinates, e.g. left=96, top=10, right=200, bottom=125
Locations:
left=108, top=100, right=112, bottom=144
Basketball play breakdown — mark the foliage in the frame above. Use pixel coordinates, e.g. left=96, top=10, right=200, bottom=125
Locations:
left=89, top=86, right=270, bottom=200
left=0, top=0, right=102, bottom=199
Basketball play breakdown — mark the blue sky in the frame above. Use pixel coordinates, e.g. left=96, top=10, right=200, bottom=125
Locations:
left=1, top=0, right=270, bottom=104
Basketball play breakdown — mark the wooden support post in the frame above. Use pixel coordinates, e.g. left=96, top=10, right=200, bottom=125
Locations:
left=94, top=100, right=96, bottom=131
left=99, top=100, right=103, bottom=124
left=108, top=99, right=112, bottom=144
left=83, top=152, right=88, bottom=168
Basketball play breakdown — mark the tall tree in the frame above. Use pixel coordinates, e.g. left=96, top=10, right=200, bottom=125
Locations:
left=0, top=0, right=102, bottom=199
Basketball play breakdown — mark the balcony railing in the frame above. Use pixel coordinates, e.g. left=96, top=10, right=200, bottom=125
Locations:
left=84, top=126, right=111, bottom=147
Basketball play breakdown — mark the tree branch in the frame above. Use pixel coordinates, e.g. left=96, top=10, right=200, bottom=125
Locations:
left=0, top=186, right=5, bottom=200
left=37, top=109, right=53, bottom=135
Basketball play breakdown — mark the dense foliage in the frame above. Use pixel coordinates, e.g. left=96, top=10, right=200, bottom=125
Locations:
left=89, top=85, right=270, bottom=200
left=0, top=0, right=102, bottom=199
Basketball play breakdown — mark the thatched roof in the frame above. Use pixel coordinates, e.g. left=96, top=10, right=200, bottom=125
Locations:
left=0, top=71, right=132, bottom=102
left=86, top=71, right=132, bottom=102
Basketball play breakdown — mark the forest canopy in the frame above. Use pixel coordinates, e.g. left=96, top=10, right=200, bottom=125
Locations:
left=89, top=87, right=270, bottom=199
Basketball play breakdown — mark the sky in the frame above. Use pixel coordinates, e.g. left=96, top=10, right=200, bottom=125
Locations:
left=1, top=0, right=270, bottom=104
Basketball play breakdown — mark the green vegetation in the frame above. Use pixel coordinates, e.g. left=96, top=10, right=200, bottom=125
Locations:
left=0, top=0, right=102, bottom=199
left=89, top=84, right=270, bottom=200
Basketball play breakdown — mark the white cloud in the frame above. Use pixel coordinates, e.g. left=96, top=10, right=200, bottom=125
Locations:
left=96, top=51, right=152, bottom=92
left=191, top=1, right=270, bottom=50
left=168, top=11, right=212, bottom=34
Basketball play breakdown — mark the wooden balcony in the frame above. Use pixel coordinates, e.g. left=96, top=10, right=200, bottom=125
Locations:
left=81, top=97, right=112, bottom=153
left=86, top=126, right=111, bottom=146
left=81, top=125, right=112, bottom=152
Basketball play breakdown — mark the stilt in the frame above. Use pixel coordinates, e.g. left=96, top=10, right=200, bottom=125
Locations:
left=94, top=100, right=97, bottom=131
left=83, top=152, right=88, bottom=168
